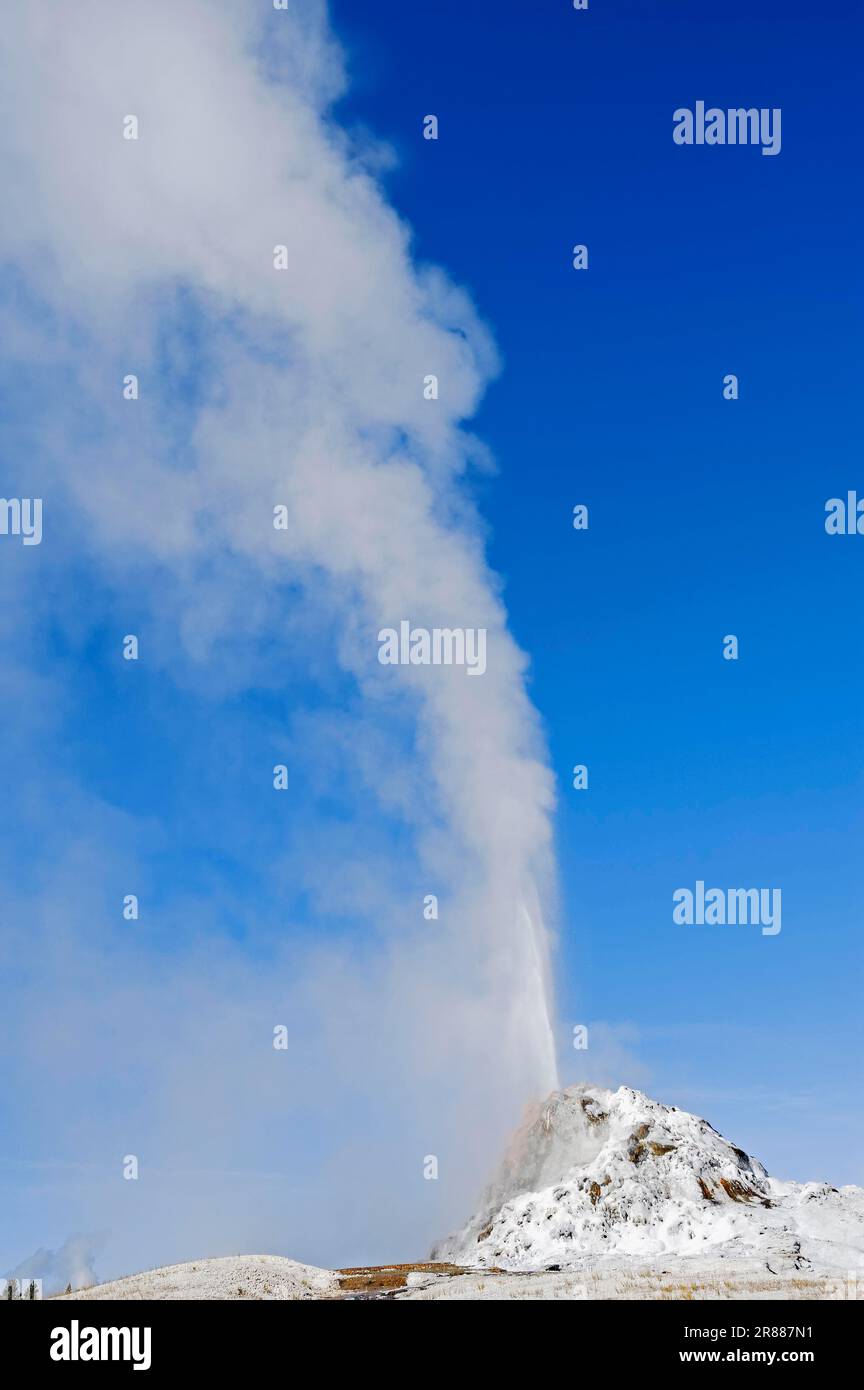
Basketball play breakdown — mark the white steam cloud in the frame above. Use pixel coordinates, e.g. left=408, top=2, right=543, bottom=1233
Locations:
left=0, top=0, right=558, bottom=1274
left=10, top=1232, right=105, bottom=1296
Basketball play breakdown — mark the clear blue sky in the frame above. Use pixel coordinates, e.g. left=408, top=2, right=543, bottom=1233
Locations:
left=328, top=0, right=863, bottom=1179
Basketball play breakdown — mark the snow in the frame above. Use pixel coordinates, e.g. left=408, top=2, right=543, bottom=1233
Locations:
left=55, top=1255, right=859, bottom=1302
left=397, top=1264, right=859, bottom=1300
left=53, top=1255, right=339, bottom=1301
left=431, top=1084, right=864, bottom=1279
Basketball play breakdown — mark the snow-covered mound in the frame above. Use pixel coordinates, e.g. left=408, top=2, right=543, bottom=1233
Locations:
left=54, top=1255, right=338, bottom=1301
left=433, top=1084, right=864, bottom=1275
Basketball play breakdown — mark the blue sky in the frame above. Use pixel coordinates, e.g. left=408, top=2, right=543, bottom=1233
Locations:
left=0, top=0, right=861, bottom=1288
left=328, top=0, right=864, bottom=1179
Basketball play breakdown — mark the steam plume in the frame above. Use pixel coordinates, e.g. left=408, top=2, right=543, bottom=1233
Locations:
left=0, top=0, right=558, bottom=1270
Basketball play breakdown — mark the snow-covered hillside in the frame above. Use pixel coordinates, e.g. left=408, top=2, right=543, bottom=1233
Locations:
left=432, top=1084, right=864, bottom=1277
left=54, top=1256, right=339, bottom=1301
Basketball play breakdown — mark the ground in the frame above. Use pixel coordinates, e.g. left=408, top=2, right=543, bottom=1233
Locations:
left=53, top=1255, right=860, bottom=1301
